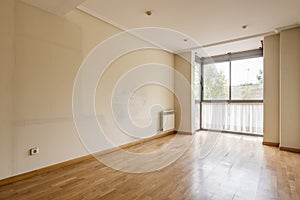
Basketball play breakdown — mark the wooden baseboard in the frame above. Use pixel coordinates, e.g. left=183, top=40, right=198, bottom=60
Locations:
left=92, top=130, right=175, bottom=157
left=0, top=154, right=94, bottom=187
left=0, top=131, right=175, bottom=187
left=279, top=146, right=300, bottom=153
left=175, top=130, right=195, bottom=135
left=262, top=142, right=300, bottom=153
left=262, top=141, right=280, bottom=147
left=119, top=130, right=175, bottom=149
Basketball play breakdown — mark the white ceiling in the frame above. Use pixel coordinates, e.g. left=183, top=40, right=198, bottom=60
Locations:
left=79, top=0, right=300, bottom=54
left=21, top=0, right=300, bottom=55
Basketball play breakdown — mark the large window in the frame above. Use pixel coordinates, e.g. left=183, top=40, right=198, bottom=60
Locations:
left=202, top=55, right=263, bottom=102
left=231, top=57, right=263, bottom=100
left=203, top=62, right=229, bottom=100
left=196, top=49, right=264, bottom=135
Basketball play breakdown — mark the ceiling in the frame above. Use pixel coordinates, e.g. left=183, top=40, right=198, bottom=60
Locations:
left=22, top=0, right=300, bottom=55
left=78, top=0, right=300, bottom=54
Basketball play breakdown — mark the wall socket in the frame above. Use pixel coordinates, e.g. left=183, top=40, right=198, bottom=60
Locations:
left=29, top=147, right=39, bottom=156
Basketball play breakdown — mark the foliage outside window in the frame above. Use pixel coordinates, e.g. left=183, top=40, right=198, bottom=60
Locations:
left=202, top=57, right=263, bottom=101
left=203, top=62, right=229, bottom=100
left=231, top=57, right=263, bottom=100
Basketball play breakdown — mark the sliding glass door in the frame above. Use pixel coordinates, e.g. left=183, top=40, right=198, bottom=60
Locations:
left=193, top=61, right=201, bottom=131
left=196, top=50, right=264, bottom=135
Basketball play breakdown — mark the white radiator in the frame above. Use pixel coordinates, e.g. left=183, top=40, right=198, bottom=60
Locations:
left=161, top=110, right=175, bottom=131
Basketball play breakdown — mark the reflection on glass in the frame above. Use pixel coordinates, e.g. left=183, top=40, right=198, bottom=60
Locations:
left=193, top=62, right=201, bottom=130
left=231, top=57, right=263, bottom=100
left=203, top=62, right=229, bottom=100
left=193, top=62, right=201, bottom=101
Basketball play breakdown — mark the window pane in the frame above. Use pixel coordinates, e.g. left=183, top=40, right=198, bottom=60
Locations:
left=193, top=62, right=201, bottom=130
left=203, top=62, right=229, bottom=100
left=231, top=57, right=263, bottom=100
left=201, top=102, right=263, bottom=134
left=193, top=62, right=201, bottom=101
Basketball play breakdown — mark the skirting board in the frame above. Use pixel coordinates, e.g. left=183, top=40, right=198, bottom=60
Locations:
left=279, top=146, right=300, bottom=153
left=0, top=131, right=175, bottom=187
left=174, top=130, right=195, bottom=135
left=262, top=141, right=280, bottom=147
left=262, top=142, right=300, bottom=153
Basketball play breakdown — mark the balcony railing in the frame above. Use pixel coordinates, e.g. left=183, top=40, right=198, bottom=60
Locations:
left=194, top=101, right=263, bottom=135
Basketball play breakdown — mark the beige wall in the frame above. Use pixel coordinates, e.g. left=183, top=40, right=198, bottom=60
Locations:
left=13, top=1, right=86, bottom=176
left=0, top=0, right=15, bottom=179
left=263, top=28, right=300, bottom=150
left=65, top=9, right=120, bottom=58
left=174, top=52, right=193, bottom=133
left=96, top=49, right=174, bottom=146
left=280, top=28, right=300, bottom=149
left=0, top=1, right=175, bottom=179
left=263, top=34, right=280, bottom=144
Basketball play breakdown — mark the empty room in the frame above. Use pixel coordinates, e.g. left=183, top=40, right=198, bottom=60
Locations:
left=0, top=0, right=299, bottom=199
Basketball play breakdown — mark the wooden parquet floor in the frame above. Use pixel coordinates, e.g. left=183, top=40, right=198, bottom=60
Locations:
left=0, top=131, right=299, bottom=200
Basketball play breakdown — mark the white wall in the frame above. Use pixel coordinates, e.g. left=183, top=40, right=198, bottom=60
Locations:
left=0, top=1, right=175, bottom=179
left=263, top=34, right=280, bottom=144
left=280, top=28, right=300, bottom=149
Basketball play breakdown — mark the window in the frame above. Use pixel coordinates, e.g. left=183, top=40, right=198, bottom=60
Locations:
left=203, top=62, right=229, bottom=100
left=231, top=57, right=263, bottom=100
left=201, top=50, right=263, bottom=102
left=193, top=62, right=201, bottom=130
left=196, top=49, right=264, bottom=135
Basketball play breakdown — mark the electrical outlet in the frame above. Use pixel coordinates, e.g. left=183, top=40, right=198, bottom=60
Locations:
left=29, top=147, right=39, bottom=156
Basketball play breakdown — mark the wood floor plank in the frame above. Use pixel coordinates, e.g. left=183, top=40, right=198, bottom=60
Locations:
left=0, top=131, right=299, bottom=200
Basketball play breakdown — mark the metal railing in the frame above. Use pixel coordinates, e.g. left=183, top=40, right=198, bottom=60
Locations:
left=194, top=101, right=263, bottom=135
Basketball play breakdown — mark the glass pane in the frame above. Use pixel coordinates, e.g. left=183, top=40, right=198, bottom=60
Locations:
left=201, top=102, right=263, bottom=135
left=194, top=101, right=200, bottom=130
left=231, top=57, right=263, bottom=100
left=203, top=62, right=229, bottom=100
left=193, top=62, right=201, bottom=101
left=193, top=62, right=201, bottom=130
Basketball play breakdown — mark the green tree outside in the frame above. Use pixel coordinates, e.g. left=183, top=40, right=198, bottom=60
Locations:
left=203, top=65, right=228, bottom=100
